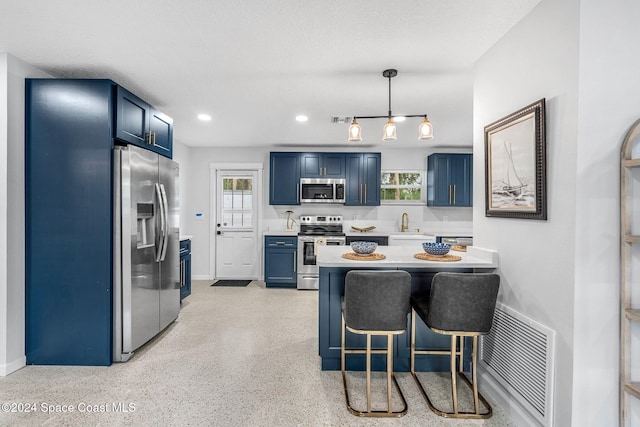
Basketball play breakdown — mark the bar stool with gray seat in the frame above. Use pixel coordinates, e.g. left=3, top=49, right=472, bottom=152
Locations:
left=410, top=272, right=500, bottom=419
left=341, top=270, right=411, bottom=417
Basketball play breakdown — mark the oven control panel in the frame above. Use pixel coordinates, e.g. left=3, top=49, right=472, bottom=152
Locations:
left=299, top=215, right=343, bottom=224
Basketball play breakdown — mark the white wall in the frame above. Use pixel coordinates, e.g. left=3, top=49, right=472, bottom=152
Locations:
left=475, top=0, right=640, bottom=425
left=171, top=139, right=191, bottom=234
left=474, top=0, right=580, bottom=425
left=573, top=0, right=640, bottom=425
left=0, top=53, right=52, bottom=376
left=180, top=145, right=473, bottom=279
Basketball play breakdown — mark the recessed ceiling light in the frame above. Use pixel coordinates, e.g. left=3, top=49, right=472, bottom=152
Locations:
left=296, top=115, right=309, bottom=122
left=197, top=114, right=212, bottom=121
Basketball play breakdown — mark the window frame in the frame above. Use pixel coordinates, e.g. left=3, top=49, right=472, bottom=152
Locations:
left=380, top=169, right=426, bottom=205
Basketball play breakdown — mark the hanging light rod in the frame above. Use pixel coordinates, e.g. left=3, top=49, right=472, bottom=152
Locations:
left=348, top=69, right=433, bottom=142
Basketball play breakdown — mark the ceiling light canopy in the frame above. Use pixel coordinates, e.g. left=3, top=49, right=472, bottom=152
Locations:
left=348, top=69, right=433, bottom=142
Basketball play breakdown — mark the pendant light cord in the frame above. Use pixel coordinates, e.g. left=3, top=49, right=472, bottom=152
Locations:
left=388, top=73, right=392, bottom=119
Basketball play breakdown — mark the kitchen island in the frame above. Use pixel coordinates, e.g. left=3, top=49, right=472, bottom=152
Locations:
left=316, top=245, right=498, bottom=371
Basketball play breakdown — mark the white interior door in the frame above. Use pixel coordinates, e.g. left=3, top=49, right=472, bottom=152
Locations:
left=215, top=169, right=260, bottom=279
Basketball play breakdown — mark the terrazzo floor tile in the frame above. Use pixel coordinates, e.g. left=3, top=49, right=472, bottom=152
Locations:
left=0, top=280, right=516, bottom=426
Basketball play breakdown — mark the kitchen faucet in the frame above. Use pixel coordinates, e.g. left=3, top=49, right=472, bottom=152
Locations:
left=401, top=212, right=409, bottom=232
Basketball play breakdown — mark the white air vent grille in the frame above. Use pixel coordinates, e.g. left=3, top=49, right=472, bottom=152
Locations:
left=481, top=303, right=555, bottom=426
left=331, top=116, right=352, bottom=124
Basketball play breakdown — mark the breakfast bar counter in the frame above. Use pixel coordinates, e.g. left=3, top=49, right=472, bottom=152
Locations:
left=316, top=245, right=498, bottom=269
left=316, top=245, right=498, bottom=371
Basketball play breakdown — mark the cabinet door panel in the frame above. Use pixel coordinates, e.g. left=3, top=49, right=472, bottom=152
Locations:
left=149, top=108, right=173, bottom=157
left=116, top=86, right=149, bottom=146
left=362, top=153, right=381, bottom=206
left=300, top=153, right=322, bottom=177
left=265, top=248, right=296, bottom=283
left=269, top=153, right=300, bottom=205
left=434, top=155, right=451, bottom=205
left=323, top=153, right=345, bottom=178
left=344, top=153, right=363, bottom=205
left=451, top=154, right=472, bottom=206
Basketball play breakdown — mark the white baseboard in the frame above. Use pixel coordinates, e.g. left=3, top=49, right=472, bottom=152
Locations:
left=192, top=275, right=212, bottom=281
left=0, top=355, right=26, bottom=376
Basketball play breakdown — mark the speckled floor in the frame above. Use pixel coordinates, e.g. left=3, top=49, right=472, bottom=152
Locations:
left=0, top=280, right=515, bottom=426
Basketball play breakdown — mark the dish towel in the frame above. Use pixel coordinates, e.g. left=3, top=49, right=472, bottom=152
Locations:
left=314, top=237, right=327, bottom=255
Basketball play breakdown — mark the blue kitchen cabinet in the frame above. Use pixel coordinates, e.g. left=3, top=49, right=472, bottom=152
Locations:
left=115, top=86, right=173, bottom=158
left=264, top=236, right=297, bottom=288
left=180, top=239, right=192, bottom=301
left=26, top=79, right=115, bottom=365
left=25, top=79, right=175, bottom=366
left=427, top=153, right=472, bottom=207
left=300, top=152, right=346, bottom=178
left=269, top=152, right=300, bottom=205
left=345, top=152, right=381, bottom=206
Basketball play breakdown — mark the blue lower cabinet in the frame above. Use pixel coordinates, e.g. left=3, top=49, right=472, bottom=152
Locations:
left=180, top=239, right=192, bottom=301
left=264, top=236, right=298, bottom=288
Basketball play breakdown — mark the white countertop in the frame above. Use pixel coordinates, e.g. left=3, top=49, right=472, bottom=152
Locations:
left=316, top=245, right=497, bottom=269
left=423, top=230, right=473, bottom=237
left=180, top=235, right=193, bottom=241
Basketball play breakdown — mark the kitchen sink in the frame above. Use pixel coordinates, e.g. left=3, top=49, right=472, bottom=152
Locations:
left=388, top=233, right=436, bottom=246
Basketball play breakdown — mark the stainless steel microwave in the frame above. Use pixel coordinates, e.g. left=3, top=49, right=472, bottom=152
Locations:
left=300, top=178, right=345, bottom=203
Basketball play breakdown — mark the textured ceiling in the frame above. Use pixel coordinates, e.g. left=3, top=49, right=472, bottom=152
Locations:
left=0, top=0, right=540, bottom=148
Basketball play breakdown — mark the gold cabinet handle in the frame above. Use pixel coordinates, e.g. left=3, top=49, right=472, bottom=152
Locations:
left=360, top=184, right=363, bottom=204
left=293, top=252, right=296, bottom=273
left=364, top=184, right=367, bottom=204
left=453, top=185, right=456, bottom=205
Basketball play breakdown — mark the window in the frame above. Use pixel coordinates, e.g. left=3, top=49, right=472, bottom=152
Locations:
left=221, top=177, right=254, bottom=229
left=380, top=170, right=424, bottom=203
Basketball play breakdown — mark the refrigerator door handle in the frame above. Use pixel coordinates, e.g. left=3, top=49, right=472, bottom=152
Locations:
left=155, top=183, right=166, bottom=263
left=159, top=183, right=170, bottom=261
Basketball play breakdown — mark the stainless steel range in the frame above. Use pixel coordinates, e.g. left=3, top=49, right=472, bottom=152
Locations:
left=297, top=215, right=346, bottom=290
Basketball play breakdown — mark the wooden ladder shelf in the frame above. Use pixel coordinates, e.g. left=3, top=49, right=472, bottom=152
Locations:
left=620, top=118, right=640, bottom=426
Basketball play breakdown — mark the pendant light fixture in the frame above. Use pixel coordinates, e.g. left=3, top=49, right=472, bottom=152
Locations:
left=348, top=69, right=433, bottom=142
left=348, top=118, right=362, bottom=141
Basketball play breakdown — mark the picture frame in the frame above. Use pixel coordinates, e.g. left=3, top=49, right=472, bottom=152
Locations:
left=484, top=98, right=546, bottom=220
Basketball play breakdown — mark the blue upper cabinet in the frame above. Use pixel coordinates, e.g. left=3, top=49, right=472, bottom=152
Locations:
left=300, top=152, right=345, bottom=178
left=269, top=152, right=300, bottom=205
left=345, top=152, right=381, bottom=206
left=115, top=86, right=173, bottom=158
left=427, top=153, right=473, bottom=207
left=149, top=108, right=173, bottom=156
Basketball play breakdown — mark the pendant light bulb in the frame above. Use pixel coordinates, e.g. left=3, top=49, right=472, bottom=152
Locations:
left=418, top=116, right=433, bottom=140
left=383, top=118, right=397, bottom=141
left=348, top=118, right=362, bottom=142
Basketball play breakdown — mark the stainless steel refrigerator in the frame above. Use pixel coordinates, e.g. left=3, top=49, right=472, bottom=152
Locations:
left=113, top=145, right=180, bottom=362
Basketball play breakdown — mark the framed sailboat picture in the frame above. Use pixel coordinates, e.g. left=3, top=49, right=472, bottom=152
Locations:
left=484, top=99, right=546, bottom=220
